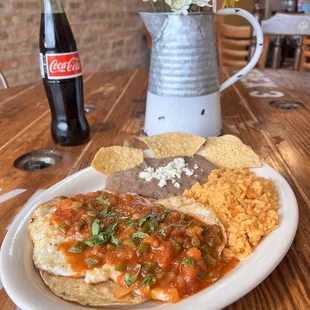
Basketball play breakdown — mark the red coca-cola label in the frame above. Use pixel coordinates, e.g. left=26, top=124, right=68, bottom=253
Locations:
left=45, top=52, right=82, bottom=79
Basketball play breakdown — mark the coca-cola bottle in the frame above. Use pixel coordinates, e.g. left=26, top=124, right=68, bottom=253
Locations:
left=40, top=0, right=90, bottom=146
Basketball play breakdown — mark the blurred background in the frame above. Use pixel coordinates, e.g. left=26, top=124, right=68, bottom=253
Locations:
left=0, top=0, right=309, bottom=87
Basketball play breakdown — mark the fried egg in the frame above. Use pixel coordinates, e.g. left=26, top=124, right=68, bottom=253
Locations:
left=28, top=197, right=120, bottom=283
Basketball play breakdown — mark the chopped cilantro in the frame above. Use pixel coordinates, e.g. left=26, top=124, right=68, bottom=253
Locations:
left=198, top=272, right=209, bottom=280
left=132, top=231, right=146, bottom=239
left=96, top=197, right=111, bottom=206
left=97, top=233, right=110, bottom=246
left=86, top=221, right=120, bottom=247
left=128, top=218, right=137, bottom=228
left=85, top=236, right=99, bottom=247
left=91, top=218, right=101, bottom=236
left=124, top=264, right=141, bottom=287
left=111, top=234, right=121, bottom=248
left=100, top=210, right=116, bottom=217
left=138, top=275, right=156, bottom=288
left=139, top=216, right=148, bottom=227
left=158, top=227, right=167, bottom=237
left=151, top=217, right=159, bottom=229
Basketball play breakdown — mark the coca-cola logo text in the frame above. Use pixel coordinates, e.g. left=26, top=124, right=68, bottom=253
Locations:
left=45, top=52, right=82, bottom=79
left=50, top=57, right=81, bottom=74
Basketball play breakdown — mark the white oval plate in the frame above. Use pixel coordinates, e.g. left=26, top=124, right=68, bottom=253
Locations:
left=0, top=164, right=298, bottom=310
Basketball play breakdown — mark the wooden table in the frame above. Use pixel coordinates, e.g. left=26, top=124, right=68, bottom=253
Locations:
left=0, top=68, right=309, bottom=310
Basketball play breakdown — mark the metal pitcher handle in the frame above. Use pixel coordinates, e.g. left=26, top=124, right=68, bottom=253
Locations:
left=217, top=8, right=264, bottom=92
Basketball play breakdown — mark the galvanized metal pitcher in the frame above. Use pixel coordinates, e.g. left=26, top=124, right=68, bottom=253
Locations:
left=140, top=9, right=263, bottom=137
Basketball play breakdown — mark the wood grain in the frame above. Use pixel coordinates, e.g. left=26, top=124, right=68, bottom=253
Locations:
left=221, top=68, right=310, bottom=310
left=0, top=68, right=309, bottom=310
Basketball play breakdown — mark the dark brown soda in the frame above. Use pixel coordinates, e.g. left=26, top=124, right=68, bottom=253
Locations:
left=40, top=12, right=90, bottom=146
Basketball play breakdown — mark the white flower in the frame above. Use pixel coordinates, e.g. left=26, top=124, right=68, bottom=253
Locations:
left=192, top=0, right=212, bottom=7
left=165, top=0, right=192, bottom=15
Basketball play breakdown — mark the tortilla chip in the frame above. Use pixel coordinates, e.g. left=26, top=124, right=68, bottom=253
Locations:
left=139, top=133, right=206, bottom=159
left=40, top=270, right=145, bottom=306
left=91, top=146, right=143, bottom=175
left=203, top=135, right=261, bottom=169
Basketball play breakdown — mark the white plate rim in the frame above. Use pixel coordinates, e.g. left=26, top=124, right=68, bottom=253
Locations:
left=0, top=164, right=299, bottom=310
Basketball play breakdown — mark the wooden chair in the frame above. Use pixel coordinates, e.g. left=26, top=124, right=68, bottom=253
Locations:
left=261, top=13, right=310, bottom=70
left=217, top=23, right=252, bottom=67
left=216, top=4, right=266, bottom=70
left=300, top=36, right=310, bottom=71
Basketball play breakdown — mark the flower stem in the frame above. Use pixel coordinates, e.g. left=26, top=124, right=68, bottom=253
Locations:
left=189, top=4, right=193, bottom=12
left=149, top=0, right=157, bottom=12
left=161, top=0, right=166, bottom=12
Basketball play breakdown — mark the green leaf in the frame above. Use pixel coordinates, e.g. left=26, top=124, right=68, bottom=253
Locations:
left=104, top=222, right=119, bottom=235
left=151, top=217, right=159, bottom=229
left=92, top=218, right=101, bottom=236
left=111, top=234, right=121, bottom=248
left=99, top=205, right=115, bottom=217
left=100, top=211, right=116, bottom=217
left=138, top=275, right=156, bottom=288
left=97, top=233, right=110, bottom=246
left=85, top=236, right=98, bottom=247
left=182, top=257, right=195, bottom=268
left=158, top=227, right=167, bottom=237
left=96, top=197, right=111, bottom=206
left=111, top=222, right=120, bottom=231
left=132, top=231, right=146, bottom=239
left=139, top=216, right=148, bottom=227
left=128, top=218, right=137, bottom=228
left=124, top=264, right=141, bottom=287
left=198, top=271, right=209, bottom=280
left=142, top=221, right=150, bottom=233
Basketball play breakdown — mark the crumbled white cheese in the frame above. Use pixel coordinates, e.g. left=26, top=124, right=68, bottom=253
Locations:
left=138, top=158, right=199, bottom=188
left=158, top=178, right=167, bottom=188
left=174, top=182, right=181, bottom=189
left=194, top=164, right=199, bottom=170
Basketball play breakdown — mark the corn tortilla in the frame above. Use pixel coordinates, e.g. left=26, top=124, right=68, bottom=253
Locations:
left=139, top=132, right=206, bottom=159
left=203, top=135, right=261, bottom=169
left=91, top=146, right=144, bottom=175
left=40, top=270, right=145, bottom=306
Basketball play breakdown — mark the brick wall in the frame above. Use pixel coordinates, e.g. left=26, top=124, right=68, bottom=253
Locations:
left=0, top=0, right=150, bottom=87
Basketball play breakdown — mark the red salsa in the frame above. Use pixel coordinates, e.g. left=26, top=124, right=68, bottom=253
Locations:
left=52, top=191, right=238, bottom=303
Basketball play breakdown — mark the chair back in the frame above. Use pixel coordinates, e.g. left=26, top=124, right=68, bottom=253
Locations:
left=300, top=36, right=310, bottom=71
left=217, top=23, right=252, bottom=67
left=261, top=13, right=310, bottom=36
left=261, top=13, right=310, bottom=70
